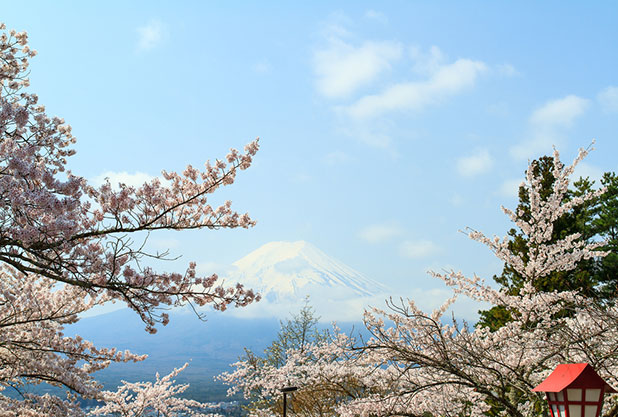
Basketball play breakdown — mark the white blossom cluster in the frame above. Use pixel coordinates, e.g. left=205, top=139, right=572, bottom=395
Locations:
left=89, top=363, right=221, bottom=417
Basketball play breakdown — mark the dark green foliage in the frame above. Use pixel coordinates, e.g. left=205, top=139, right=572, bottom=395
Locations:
left=478, top=156, right=618, bottom=331
left=592, top=172, right=618, bottom=301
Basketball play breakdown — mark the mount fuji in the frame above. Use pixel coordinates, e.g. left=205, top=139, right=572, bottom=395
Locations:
left=221, top=241, right=391, bottom=321
left=68, top=241, right=473, bottom=403
left=68, top=241, right=392, bottom=402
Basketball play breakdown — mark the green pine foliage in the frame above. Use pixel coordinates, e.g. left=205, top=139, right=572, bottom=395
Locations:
left=478, top=156, right=618, bottom=331
left=593, top=172, right=618, bottom=301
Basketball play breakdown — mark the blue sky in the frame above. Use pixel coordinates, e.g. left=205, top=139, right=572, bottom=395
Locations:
left=4, top=2, right=618, bottom=318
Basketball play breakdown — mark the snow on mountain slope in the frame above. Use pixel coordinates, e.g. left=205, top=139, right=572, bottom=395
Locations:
left=223, top=241, right=390, bottom=320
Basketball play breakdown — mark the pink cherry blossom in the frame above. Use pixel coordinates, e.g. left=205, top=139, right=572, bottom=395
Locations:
left=0, top=23, right=260, bottom=414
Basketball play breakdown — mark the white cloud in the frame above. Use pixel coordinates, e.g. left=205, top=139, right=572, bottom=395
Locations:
left=196, top=261, right=238, bottom=277
left=320, top=21, right=352, bottom=40
left=323, top=151, right=352, bottom=165
left=598, top=86, right=618, bottom=113
left=573, top=161, right=604, bottom=184
left=365, top=10, right=388, bottom=23
left=253, top=59, right=272, bottom=74
left=315, top=34, right=486, bottom=150
left=487, top=101, right=510, bottom=117
left=496, top=63, right=520, bottom=77
left=318, top=11, right=354, bottom=39
left=314, top=38, right=402, bottom=98
left=456, top=148, right=494, bottom=177
left=509, top=131, right=560, bottom=160
left=222, top=286, right=486, bottom=322
left=510, top=95, right=589, bottom=160
left=498, top=178, right=523, bottom=198
left=358, top=223, right=402, bottom=243
left=337, top=124, right=395, bottom=149
left=342, top=58, right=487, bottom=120
left=409, top=45, right=446, bottom=76
left=136, top=19, right=166, bottom=51
left=92, top=171, right=155, bottom=188
left=449, top=193, right=464, bottom=206
left=529, top=95, right=589, bottom=128
left=225, top=292, right=390, bottom=322
left=399, top=239, right=440, bottom=259
left=290, top=173, right=312, bottom=183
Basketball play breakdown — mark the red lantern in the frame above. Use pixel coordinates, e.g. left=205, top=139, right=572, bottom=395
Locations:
left=532, top=363, right=616, bottom=417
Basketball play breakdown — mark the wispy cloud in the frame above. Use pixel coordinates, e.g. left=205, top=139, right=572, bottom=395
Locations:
left=314, top=38, right=402, bottom=99
left=289, top=173, right=312, bottom=183
left=196, top=261, right=238, bottom=277
left=456, top=148, right=493, bottom=177
left=449, top=193, right=464, bottom=206
left=364, top=10, right=388, bottom=24
left=510, top=95, right=589, bottom=160
left=498, top=178, right=522, bottom=198
left=136, top=19, right=166, bottom=51
left=337, top=124, right=395, bottom=149
left=496, top=63, right=520, bottom=77
left=225, top=292, right=389, bottom=322
left=342, top=58, right=487, bottom=120
left=314, top=32, right=487, bottom=150
left=529, top=95, right=589, bottom=128
left=399, top=239, right=440, bottom=259
left=253, top=59, right=272, bottom=74
left=598, top=86, right=618, bottom=113
left=92, top=171, right=155, bottom=188
left=358, top=223, right=402, bottom=244
left=487, top=101, right=510, bottom=117
left=573, top=161, right=604, bottom=183
left=323, top=151, right=352, bottom=165
left=409, top=45, right=446, bottom=76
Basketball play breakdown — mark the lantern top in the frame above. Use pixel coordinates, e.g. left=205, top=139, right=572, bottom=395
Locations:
left=533, top=363, right=616, bottom=393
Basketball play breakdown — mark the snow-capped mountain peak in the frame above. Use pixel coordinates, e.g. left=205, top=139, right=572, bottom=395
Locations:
left=231, top=241, right=388, bottom=300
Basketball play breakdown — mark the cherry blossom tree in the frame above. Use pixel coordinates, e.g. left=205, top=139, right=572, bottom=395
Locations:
left=0, top=23, right=259, bottom=414
left=220, top=324, right=377, bottom=417
left=223, top=145, right=618, bottom=417
left=89, top=363, right=220, bottom=417
left=218, top=301, right=367, bottom=416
